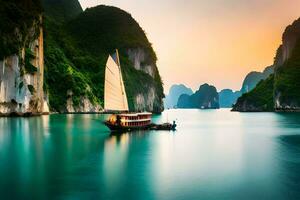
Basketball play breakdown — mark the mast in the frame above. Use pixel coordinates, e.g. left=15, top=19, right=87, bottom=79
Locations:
left=104, top=49, right=129, bottom=112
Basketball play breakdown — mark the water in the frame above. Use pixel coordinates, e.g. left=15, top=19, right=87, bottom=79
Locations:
left=0, top=109, right=300, bottom=200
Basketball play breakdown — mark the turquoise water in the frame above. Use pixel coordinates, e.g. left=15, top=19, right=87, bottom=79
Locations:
left=0, top=109, right=300, bottom=199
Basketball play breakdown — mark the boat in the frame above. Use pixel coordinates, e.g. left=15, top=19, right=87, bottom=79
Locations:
left=103, top=50, right=153, bottom=131
left=103, top=50, right=176, bottom=132
left=105, top=112, right=153, bottom=131
left=149, top=122, right=177, bottom=131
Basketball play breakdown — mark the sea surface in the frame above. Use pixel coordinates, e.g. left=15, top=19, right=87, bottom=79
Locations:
left=0, top=109, right=300, bottom=200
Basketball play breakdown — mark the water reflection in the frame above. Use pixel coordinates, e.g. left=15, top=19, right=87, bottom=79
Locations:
left=0, top=110, right=300, bottom=199
left=101, top=131, right=155, bottom=199
left=273, top=112, right=300, bottom=199
left=276, top=135, right=300, bottom=199
left=103, top=133, right=129, bottom=190
left=277, top=112, right=300, bottom=130
left=0, top=116, right=50, bottom=199
left=0, top=114, right=110, bottom=199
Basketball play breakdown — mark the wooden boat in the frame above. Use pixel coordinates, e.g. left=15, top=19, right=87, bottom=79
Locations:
left=103, top=50, right=176, bottom=132
left=103, top=50, right=156, bottom=131
left=149, top=122, right=177, bottom=131
left=104, top=112, right=177, bottom=131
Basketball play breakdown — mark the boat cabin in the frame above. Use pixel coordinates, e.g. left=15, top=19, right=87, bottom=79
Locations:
left=107, top=112, right=152, bottom=128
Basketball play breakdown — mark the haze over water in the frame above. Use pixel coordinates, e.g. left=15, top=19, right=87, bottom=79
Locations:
left=1, top=110, right=300, bottom=199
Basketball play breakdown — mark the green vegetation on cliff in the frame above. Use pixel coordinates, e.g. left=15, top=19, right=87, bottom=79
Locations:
left=0, top=0, right=42, bottom=59
left=233, top=75, right=274, bottom=111
left=41, top=0, right=82, bottom=20
left=43, top=4, right=164, bottom=112
left=43, top=33, right=100, bottom=111
left=67, top=6, right=156, bottom=62
left=275, top=41, right=300, bottom=105
left=240, top=66, right=274, bottom=93
left=66, top=5, right=163, bottom=112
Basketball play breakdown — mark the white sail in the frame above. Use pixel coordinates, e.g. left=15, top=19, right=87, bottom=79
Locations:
left=104, top=50, right=129, bottom=111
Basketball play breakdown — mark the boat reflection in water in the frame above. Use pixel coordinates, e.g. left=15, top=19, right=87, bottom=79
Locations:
left=103, top=132, right=130, bottom=191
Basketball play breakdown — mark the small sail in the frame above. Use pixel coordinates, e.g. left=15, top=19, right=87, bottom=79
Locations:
left=104, top=50, right=129, bottom=111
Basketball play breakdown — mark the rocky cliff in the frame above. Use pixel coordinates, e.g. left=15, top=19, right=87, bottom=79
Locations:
left=232, top=75, right=274, bottom=112
left=241, top=66, right=274, bottom=93
left=125, top=48, right=164, bottom=113
left=0, top=0, right=49, bottom=116
left=0, top=28, right=49, bottom=116
left=177, top=84, right=219, bottom=109
left=43, top=4, right=164, bottom=113
left=164, top=84, right=193, bottom=109
left=217, top=65, right=273, bottom=109
left=233, top=18, right=300, bottom=112
left=274, top=18, right=300, bottom=111
left=127, top=48, right=156, bottom=77
left=280, top=19, right=300, bottom=64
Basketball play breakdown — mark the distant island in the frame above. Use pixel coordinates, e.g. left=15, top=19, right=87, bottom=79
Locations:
left=177, top=84, right=219, bottom=109
left=164, top=67, right=274, bottom=109
left=164, top=83, right=221, bottom=109
left=164, top=84, right=193, bottom=109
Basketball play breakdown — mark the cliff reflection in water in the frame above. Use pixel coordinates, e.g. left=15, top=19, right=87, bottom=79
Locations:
left=271, top=113, right=300, bottom=199
left=0, top=116, right=51, bottom=198
left=0, top=110, right=300, bottom=200
left=0, top=114, right=110, bottom=199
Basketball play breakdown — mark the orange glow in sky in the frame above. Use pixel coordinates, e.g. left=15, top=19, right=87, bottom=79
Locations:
left=80, top=0, right=300, bottom=92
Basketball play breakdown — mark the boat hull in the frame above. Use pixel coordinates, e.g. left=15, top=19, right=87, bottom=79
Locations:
left=104, top=121, right=151, bottom=131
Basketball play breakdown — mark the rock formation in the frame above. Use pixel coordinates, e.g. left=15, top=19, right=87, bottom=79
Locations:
left=240, top=66, right=274, bottom=93
left=164, top=84, right=193, bottom=109
left=43, top=3, right=164, bottom=113
left=232, top=75, right=274, bottom=112
left=125, top=48, right=164, bottom=113
left=0, top=27, right=49, bottom=116
left=177, top=84, right=219, bottom=109
left=0, top=1, right=49, bottom=116
left=274, top=18, right=300, bottom=111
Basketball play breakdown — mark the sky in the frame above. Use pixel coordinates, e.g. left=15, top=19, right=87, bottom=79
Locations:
left=79, top=0, right=300, bottom=93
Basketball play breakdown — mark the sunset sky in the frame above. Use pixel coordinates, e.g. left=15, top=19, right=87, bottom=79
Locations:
left=79, top=0, right=300, bottom=93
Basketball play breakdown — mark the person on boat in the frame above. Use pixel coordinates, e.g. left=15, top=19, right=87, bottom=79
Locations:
left=172, top=121, right=177, bottom=130
left=116, top=115, right=121, bottom=126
